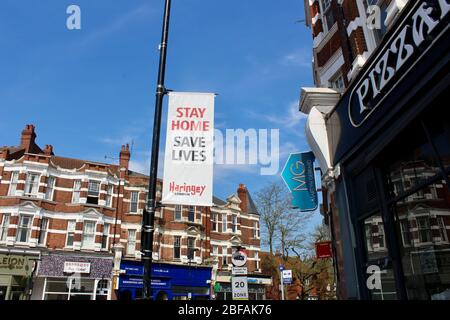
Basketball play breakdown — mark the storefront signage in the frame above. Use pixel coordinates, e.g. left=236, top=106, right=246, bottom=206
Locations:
left=63, top=261, right=91, bottom=274
left=349, top=0, right=450, bottom=127
left=281, top=152, right=318, bottom=211
left=231, top=276, right=249, bottom=300
left=0, top=254, right=33, bottom=276
left=162, top=92, right=215, bottom=206
left=231, top=250, right=247, bottom=267
left=315, top=241, right=333, bottom=259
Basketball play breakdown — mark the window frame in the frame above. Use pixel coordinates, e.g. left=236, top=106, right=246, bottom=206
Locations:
left=188, top=206, right=195, bottom=222
left=130, top=191, right=139, bottom=214
left=8, top=172, right=19, bottom=196
left=45, top=176, right=56, bottom=201
left=212, top=213, right=218, bottom=232
left=24, top=172, right=40, bottom=197
left=106, top=184, right=114, bottom=208
left=127, top=229, right=137, bottom=256
left=87, top=180, right=101, bottom=205
left=232, top=215, right=238, bottom=233
left=16, top=215, right=33, bottom=243
left=187, top=237, right=195, bottom=260
left=38, top=217, right=49, bottom=246
left=174, top=205, right=182, bottom=221
left=82, top=220, right=96, bottom=249
left=173, top=236, right=181, bottom=260
left=72, top=180, right=81, bottom=204
left=0, top=214, right=10, bottom=242
left=66, top=220, right=76, bottom=247
left=101, top=223, right=110, bottom=250
left=222, top=214, right=227, bottom=232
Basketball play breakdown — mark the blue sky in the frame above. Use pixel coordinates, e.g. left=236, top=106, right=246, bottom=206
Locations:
left=0, top=0, right=322, bottom=232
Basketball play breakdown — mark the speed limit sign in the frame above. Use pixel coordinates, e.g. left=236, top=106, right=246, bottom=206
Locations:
left=231, top=276, right=249, bottom=300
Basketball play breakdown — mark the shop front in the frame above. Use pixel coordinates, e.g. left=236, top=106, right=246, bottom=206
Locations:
left=303, top=0, right=450, bottom=300
left=32, top=252, right=113, bottom=300
left=0, top=252, right=38, bottom=300
left=117, top=260, right=212, bottom=300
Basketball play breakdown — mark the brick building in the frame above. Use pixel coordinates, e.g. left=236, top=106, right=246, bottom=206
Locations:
left=299, top=0, right=450, bottom=300
left=0, top=124, right=267, bottom=300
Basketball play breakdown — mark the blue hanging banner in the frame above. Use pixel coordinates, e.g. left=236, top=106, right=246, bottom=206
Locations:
left=281, top=151, right=318, bottom=211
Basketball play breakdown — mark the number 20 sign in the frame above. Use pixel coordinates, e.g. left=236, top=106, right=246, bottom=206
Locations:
left=231, top=276, right=249, bottom=300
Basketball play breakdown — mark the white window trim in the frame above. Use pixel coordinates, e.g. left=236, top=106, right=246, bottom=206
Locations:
left=45, top=176, right=56, bottom=201
left=72, top=180, right=81, bottom=204
left=8, top=172, right=19, bottom=196
left=65, top=220, right=77, bottom=248
left=38, top=218, right=49, bottom=246
left=101, top=223, right=110, bottom=250
left=24, top=172, right=40, bottom=197
left=127, top=229, right=137, bottom=256
left=129, top=191, right=139, bottom=214
left=174, top=205, right=183, bottom=221
left=16, top=215, right=33, bottom=244
left=81, top=220, right=97, bottom=249
left=0, top=214, right=11, bottom=242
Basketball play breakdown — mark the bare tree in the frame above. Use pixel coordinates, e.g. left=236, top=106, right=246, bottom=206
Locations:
left=255, top=182, right=289, bottom=255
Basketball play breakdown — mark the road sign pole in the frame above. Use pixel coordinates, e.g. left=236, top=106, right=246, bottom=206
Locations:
left=280, top=270, right=285, bottom=300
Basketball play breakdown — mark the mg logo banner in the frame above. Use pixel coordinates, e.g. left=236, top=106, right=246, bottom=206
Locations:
left=281, top=151, right=318, bottom=211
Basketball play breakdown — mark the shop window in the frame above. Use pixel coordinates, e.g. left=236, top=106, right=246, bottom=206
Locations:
left=66, top=220, right=76, bottom=247
left=0, top=214, right=10, bottom=241
left=106, top=185, right=113, bottom=207
left=8, top=172, right=19, bottom=196
left=174, top=205, right=182, bottom=221
left=87, top=181, right=100, bottom=205
left=16, top=215, right=32, bottom=243
left=82, top=221, right=96, bottom=249
left=101, top=223, right=110, bottom=250
left=45, top=176, right=55, bottom=201
left=72, top=180, right=81, bottom=203
left=38, top=217, right=49, bottom=245
left=24, top=173, right=40, bottom=197
left=96, top=279, right=109, bottom=300
left=127, top=230, right=136, bottom=256
left=222, top=214, right=227, bottom=232
left=188, top=206, right=195, bottom=222
left=174, top=236, right=181, bottom=260
left=130, top=191, right=139, bottom=213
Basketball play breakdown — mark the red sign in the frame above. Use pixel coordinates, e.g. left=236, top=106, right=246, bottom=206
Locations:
left=315, top=241, right=332, bottom=259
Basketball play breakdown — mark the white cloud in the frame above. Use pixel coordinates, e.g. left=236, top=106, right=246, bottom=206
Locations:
left=280, top=48, right=312, bottom=69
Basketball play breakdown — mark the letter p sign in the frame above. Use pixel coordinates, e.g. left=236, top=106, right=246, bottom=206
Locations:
left=67, top=5, right=81, bottom=30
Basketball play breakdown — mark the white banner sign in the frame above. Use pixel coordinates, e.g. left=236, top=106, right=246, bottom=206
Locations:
left=231, top=276, right=249, bottom=300
left=64, top=261, right=91, bottom=274
left=162, top=92, right=215, bottom=206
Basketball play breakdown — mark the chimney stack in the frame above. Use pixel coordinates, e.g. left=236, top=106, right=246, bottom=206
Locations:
left=20, top=124, right=37, bottom=152
left=120, top=144, right=131, bottom=171
left=237, top=183, right=248, bottom=213
left=44, top=145, right=54, bottom=156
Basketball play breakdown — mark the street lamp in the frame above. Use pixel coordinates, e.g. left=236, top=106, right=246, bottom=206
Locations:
left=142, top=0, right=172, bottom=300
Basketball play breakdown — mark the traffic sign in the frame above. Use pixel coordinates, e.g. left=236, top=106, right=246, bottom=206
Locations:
left=279, top=265, right=285, bottom=271
left=282, top=270, right=293, bottom=285
left=231, top=250, right=247, bottom=267
left=232, top=267, right=248, bottom=276
left=231, top=276, right=249, bottom=300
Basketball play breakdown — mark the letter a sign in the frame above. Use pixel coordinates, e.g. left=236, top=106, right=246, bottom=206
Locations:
left=281, top=152, right=318, bottom=211
left=162, top=92, right=215, bottom=206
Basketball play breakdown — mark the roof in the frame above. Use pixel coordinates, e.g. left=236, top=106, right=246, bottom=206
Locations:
left=246, top=192, right=259, bottom=215
left=213, top=196, right=226, bottom=206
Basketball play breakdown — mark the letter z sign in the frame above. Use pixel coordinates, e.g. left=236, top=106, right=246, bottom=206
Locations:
left=281, top=152, right=318, bottom=211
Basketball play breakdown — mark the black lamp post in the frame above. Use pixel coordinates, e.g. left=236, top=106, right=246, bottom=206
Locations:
left=142, top=0, right=172, bottom=300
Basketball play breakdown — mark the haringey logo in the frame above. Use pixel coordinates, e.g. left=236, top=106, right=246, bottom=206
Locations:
left=348, top=0, right=449, bottom=128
